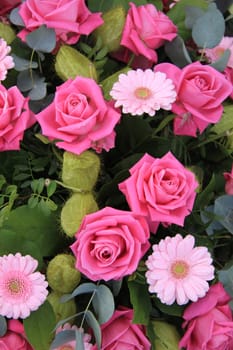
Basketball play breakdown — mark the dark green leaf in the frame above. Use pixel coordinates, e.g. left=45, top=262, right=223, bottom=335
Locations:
left=24, top=301, right=56, bottom=350
left=128, top=280, right=152, bottom=325
left=153, top=298, right=185, bottom=317
left=26, top=25, right=56, bottom=53
left=46, top=181, right=57, bottom=197
left=28, top=196, right=39, bottom=209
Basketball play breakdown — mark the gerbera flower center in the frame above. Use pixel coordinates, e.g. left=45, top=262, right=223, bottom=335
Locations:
left=171, top=260, right=189, bottom=279
left=134, top=87, right=151, bottom=100
left=7, top=278, right=25, bottom=295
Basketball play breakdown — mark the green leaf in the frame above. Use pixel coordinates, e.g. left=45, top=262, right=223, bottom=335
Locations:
left=128, top=280, right=152, bottom=325
left=29, top=77, right=47, bottom=101
left=26, top=25, right=56, bottom=53
left=9, top=7, right=25, bottom=26
left=153, top=298, right=185, bottom=317
left=195, top=173, right=216, bottom=210
left=0, top=22, right=15, bottom=44
left=164, top=36, right=192, bottom=68
left=92, top=285, right=115, bottom=324
left=85, top=310, right=101, bottom=350
left=61, top=282, right=97, bottom=302
left=12, top=54, right=38, bottom=72
left=0, top=206, right=64, bottom=268
left=75, top=330, right=85, bottom=350
left=192, top=4, right=225, bottom=48
left=0, top=316, right=7, bottom=337
left=214, top=195, right=233, bottom=234
left=46, top=181, right=57, bottom=197
left=24, top=301, right=56, bottom=350
left=185, top=6, right=205, bottom=29
left=28, top=196, right=39, bottom=209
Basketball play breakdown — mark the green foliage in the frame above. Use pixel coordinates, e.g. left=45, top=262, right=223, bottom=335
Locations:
left=24, top=301, right=56, bottom=350
left=0, top=206, right=64, bottom=268
left=26, top=25, right=56, bottom=53
left=218, top=261, right=233, bottom=298
left=0, top=316, right=7, bottom=337
left=0, top=175, right=18, bottom=226
left=128, top=279, right=152, bottom=325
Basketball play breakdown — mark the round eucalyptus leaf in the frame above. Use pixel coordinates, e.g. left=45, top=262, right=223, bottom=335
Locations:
left=26, top=25, right=56, bottom=53
left=0, top=316, right=7, bottom=337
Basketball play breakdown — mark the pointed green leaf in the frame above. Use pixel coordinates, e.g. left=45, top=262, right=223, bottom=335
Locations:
left=128, top=280, right=152, bottom=325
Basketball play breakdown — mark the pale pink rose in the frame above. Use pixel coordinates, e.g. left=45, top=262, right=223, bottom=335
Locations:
left=118, top=152, right=198, bottom=231
left=0, top=38, right=15, bottom=81
left=18, top=0, right=103, bottom=46
left=36, top=77, right=121, bottom=155
left=0, top=85, right=35, bottom=151
left=179, top=282, right=233, bottom=350
left=121, top=2, right=177, bottom=63
left=223, top=166, right=233, bottom=195
left=0, top=0, right=21, bottom=15
left=92, top=307, right=151, bottom=350
left=70, top=207, right=150, bottom=281
left=202, top=37, right=233, bottom=69
left=154, top=62, right=232, bottom=136
left=0, top=320, right=33, bottom=350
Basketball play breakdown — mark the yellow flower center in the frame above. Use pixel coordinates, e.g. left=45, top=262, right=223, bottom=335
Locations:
left=171, top=260, right=189, bottom=279
left=134, top=87, right=151, bottom=99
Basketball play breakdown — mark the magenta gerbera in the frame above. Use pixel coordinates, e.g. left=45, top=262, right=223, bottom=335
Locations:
left=145, top=234, right=214, bottom=305
left=109, top=69, right=177, bottom=116
left=0, top=253, right=48, bottom=319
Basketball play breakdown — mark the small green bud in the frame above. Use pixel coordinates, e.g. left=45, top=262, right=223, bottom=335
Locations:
left=61, top=192, right=98, bottom=237
left=47, top=291, right=76, bottom=323
left=62, top=151, right=101, bottom=191
left=46, top=254, right=81, bottom=293
left=0, top=23, right=15, bottom=44
left=151, top=320, right=181, bottom=350
left=93, top=7, right=126, bottom=52
left=55, top=45, right=98, bottom=81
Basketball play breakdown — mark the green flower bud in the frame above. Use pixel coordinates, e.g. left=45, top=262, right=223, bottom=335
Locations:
left=93, top=7, right=126, bottom=52
left=61, top=192, right=98, bottom=237
left=101, top=67, right=131, bottom=100
left=151, top=320, right=181, bottom=350
left=55, top=45, right=98, bottom=81
left=0, top=23, right=15, bottom=44
left=62, top=151, right=101, bottom=191
left=46, top=254, right=81, bottom=293
left=47, top=291, right=76, bottom=323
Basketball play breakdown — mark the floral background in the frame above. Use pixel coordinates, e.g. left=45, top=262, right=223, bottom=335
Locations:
left=0, top=0, right=233, bottom=349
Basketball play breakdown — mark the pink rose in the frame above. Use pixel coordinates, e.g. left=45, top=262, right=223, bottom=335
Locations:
left=0, top=85, right=35, bottom=151
left=92, top=307, right=151, bottom=350
left=0, top=319, right=33, bottom=350
left=118, top=152, right=198, bottom=231
left=154, top=62, right=232, bottom=136
left=121, top=2, right=177, bottom=63
left=36, top=77, right=121, bottom=155
left=224, top=67, right=233, bottom=99
left=18, top=0, right=103, bottom=46
left=70, top=207, right=150, bottom=281
left=223, top=166, right=233, bottom=195
left=0, top=0, right=21, bottom=16
left=179, top=282, right=233, bottom=350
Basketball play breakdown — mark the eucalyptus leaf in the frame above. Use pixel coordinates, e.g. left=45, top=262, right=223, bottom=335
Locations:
left=218, top=261, right=233, bottom=297
left=210, top=49, right=231, bottom=72
left=50, top=330, right=76, bottom=349
left=12, top=54, right=38, bottom=72
left=29, top=78, right=47, bottom=101
left=75, top=330, right=85, bottom=350
left=200, top=205, right=224, bottom=235
left=85, top=310, right=101, bottom=350
left=92, top=285, right=115, bottom=324
left=0, top=315, right=7, bottom=337
left=9, top=7, right=25, bottom=26
left=214, top=195, right=233, bottom=234
left=192, top=5, right=225, bottom=48
left=26, top=25, right=56, bottom=53
left=185, top=6, right=205, bottom=29
left=24, top=301, right=56, bottom=350
left=17, top=70, right=34, bottom=92
left=164, top=36, right=192, bottom=68
left=61, top=282, right=97, bottom=302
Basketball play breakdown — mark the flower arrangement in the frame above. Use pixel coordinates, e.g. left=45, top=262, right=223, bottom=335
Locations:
left=0, top=0, right=233, bottom=349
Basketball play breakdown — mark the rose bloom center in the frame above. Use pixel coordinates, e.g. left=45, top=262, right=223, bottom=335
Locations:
left=134, top=87, right=151, bottom=99
left=170, top=260, right=189, bottom=279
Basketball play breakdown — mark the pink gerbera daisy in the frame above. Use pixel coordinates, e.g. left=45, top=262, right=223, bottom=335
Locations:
left=145, top=234, right=214, bottom=305
left=109, top=69, right=177, bottom=116
left=0, top=253, right=48, bottom=319
left=0, top=38, right=14, bottom=81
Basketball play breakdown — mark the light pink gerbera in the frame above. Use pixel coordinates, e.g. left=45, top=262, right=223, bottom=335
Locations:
left=109, top=69, right=177, bottom=116
left=201, top=36, right=233, bottom=69
left=145, top=234, right=214, bottom=305
left=0, top=253, right=48, bottom=319
left=54, top=323, right=92, bottom=350
left=0, top=38, right=14, bottom=81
